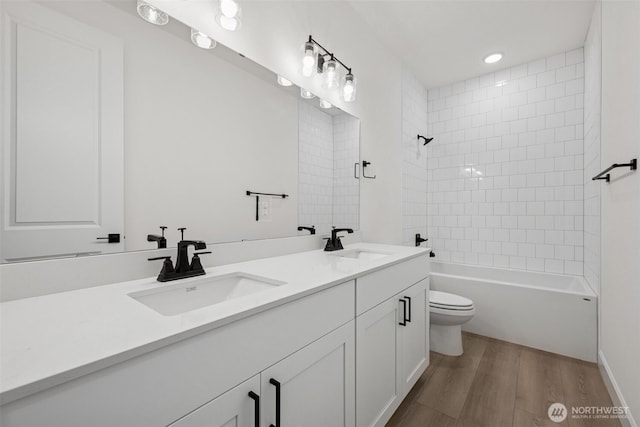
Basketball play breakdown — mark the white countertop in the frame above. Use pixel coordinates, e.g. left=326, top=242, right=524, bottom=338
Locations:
left=0, top=243, right=428, bottom=404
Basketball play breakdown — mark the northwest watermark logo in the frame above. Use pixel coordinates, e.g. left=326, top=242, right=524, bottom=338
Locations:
left=548, top=403, right=630, bottom=422
left=548, top=403, right=567, bottom=423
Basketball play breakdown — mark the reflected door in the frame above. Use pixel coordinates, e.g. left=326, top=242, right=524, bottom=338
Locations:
left=1, top=1, right=124, bottom=261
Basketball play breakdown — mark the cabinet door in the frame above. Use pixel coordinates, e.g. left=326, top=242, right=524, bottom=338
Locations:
left=355, top=297, right=402, bottom=427
left=399, top=278, right=429, bottom=395
left=168, top=375, right=260, bottom=427
left=261, top=321, right=355, bottom=427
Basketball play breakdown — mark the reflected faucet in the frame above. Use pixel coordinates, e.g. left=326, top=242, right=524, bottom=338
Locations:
left=147, top=226, right=168, bottom=249
left=324, top=227, right=354, bottom=251
left=297, top=226, right=316, bottom=235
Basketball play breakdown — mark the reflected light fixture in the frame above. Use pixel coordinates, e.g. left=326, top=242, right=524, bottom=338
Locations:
left=277, top=75, right=293, bottom=87
left=300, top=88, right=315, bottom=99
left=190, top=28, right=216, bottom=49
left=319, top=99, right=332, bottom=109
left=137, top=0, right=169, bottom=25
left=484, top=53, right=503, bottom=64
left=301, top=35, right=356, bottom=102
left=216, top=0, right=242, bottom=31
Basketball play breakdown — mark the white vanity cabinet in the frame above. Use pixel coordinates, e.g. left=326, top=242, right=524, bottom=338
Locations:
left=1, top=248, right=430, bottom=427
left=355, top=255, right=429, bottom=427
left=261, top=321, right=355, bottom=427
left=1, top=281, right=355, bottom=427
left=169, top=375, right=261, bottom=427
left=170, top=321, right=355, bottom=427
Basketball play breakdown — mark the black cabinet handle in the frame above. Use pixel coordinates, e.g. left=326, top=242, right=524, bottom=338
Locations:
left=269, top=378, right=281, bottom=427
left=96, top=233, right=120, bottom=243
left=248, top=391, right=260, bottom=427
left=399, top=299, right=407, bottom=326
left=405, top=296, right=412, bottom=323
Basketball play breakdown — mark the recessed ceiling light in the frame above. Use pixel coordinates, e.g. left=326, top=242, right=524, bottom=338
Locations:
left=484, top=53, right=503, bottom=64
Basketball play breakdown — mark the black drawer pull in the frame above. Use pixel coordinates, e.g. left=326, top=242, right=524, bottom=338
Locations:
left=269, top=378, right=281, bottom=427
left=248, top=391, right=259, bottom=427
left=399, top=298, right=407, bottom=326
left=405, top=296, right=412, bottom=322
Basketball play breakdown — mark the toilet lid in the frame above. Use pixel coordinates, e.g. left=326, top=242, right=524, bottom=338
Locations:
left=430, top=290, right=474, bottom=309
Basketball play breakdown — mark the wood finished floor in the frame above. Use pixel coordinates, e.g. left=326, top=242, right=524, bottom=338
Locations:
left=387, top=333, right=621, bottom=427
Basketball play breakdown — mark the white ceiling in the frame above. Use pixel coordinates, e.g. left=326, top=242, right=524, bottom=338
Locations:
left=348, top=0, right=595, bottom=89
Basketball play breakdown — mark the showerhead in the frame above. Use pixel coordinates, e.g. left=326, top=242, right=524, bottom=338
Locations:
left=417, top=134, right=434, bottom=145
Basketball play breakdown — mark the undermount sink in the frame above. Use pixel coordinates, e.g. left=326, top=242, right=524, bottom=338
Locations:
left=129, top=272, right=286, bottom=316
left=329, top=249, right=390, bottom=261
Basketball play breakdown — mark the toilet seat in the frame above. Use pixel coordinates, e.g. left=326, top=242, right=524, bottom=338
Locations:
left=429, top=290, right=474, bottom=311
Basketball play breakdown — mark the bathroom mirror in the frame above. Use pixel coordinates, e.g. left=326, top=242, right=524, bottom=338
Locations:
left=0, top=0, right=360, bottom=263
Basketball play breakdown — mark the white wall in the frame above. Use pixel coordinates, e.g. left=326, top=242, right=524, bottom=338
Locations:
left=425, top=50, right=585, bottom=274
left=583, top=2, right=602, bottom=296
left=599, top=0, right=640, bottom=424
left=150, top=0, right=404, bottom=245
left=401, top=69, right=429, bottom=247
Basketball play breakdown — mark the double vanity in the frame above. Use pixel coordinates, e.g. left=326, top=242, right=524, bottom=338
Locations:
left=0, top=243, right=430, bottom=427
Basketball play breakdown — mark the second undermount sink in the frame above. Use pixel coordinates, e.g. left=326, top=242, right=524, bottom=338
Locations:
left=129, top=272, right=286, bottom=316
left=330, top=249, right=390, bottom=261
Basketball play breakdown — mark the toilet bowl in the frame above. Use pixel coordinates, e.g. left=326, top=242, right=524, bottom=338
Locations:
left=429, top=290, right=475, bottom=356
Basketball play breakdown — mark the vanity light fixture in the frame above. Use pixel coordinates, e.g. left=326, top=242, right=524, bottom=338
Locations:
left=190, top=28, right=217, bottom=49
left=343, top=73, right=356, bottom=102
left=301, top=41, right=317, bottom=77
left=137, top=0, right=169, bottom=25
left=323, top=57, right=339, bottom=89
left=301, top=35, right=357, bottom=102
left=215, top=0, right=242, bottom=31
left=319, top=99, right=332, bottom=109
left=483, top=52, right=503, bottom=64
left=277, top=75, right=293, bottom=87
left=300, top=88, right=315, bottom=99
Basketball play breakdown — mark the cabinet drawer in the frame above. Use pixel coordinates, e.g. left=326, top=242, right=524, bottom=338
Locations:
left=1, top=281, right=355, bottom=427
left=356, top=255, right=428, bottom=315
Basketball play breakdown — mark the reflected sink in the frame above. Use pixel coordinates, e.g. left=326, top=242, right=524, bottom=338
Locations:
left=129, top=272, right=286, bottom=316
left=329, top=249, right=390, bottom=261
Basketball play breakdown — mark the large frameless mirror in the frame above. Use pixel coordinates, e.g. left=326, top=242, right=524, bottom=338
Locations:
left=0, top=0, right=359, bottom=263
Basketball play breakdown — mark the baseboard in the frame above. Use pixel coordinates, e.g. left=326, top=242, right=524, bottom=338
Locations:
left=598, top=350, right=637, bottom=427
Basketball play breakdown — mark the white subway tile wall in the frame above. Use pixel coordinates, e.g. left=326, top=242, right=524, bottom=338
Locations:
left=299, top=101, right=334, bottom=234
left=401, top=69, right=429, bottom=247
left=584, top=7, right=601, bottom=294
left=426, top=49, right=585, bottom=274
left=299, top=102, right=360, bottom=235
left=332, top=114, right=360, bottom=230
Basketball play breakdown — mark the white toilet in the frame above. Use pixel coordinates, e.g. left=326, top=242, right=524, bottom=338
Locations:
left=429, top=290, right=475, bottom=356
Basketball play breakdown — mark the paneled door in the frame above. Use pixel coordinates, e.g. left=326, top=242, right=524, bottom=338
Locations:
left=0, top=1, right=124, bottom=262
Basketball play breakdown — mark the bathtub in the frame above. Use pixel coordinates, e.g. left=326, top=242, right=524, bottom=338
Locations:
left=429, top=262, right=597, bottom=362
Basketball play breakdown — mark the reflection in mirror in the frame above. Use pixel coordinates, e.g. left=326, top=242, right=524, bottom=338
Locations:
left=0, top=0, right=360, bottom=263
left=298, top=101, right=360, bottom=235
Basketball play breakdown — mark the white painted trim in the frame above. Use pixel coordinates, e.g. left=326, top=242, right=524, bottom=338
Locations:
left=598, top=350, right=636, bottom=427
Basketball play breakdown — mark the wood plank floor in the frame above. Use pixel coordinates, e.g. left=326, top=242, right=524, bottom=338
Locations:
left=387, top=333, right=621, bottom=427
